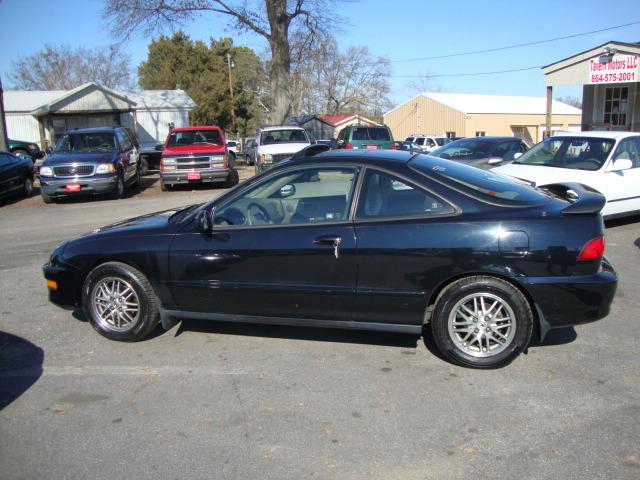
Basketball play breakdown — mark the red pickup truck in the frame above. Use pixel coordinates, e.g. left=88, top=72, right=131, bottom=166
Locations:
left=159, top=126, right=239, bottom=191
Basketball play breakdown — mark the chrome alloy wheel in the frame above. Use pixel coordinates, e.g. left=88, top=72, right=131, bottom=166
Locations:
left=447, top=292, right=516, bottom=358
left=91, top=277, right=140, bottom=332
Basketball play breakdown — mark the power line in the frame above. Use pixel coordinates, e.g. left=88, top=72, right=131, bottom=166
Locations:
left=388, top=20, right=640, bottom=63
left=390, top=66, right=543, bottom=78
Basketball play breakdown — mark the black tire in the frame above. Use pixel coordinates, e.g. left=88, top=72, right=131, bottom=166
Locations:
left=41, top=189, right=53, bottom=204
left=430, top=275, right=533, bottom=369
left=23, top=176, right=33, bottom=197
left=82, top=262, right=160, bottom=342
left=160, top=180, right=171, bottom=192
left=111, top=173, right=125, bottom=199
left=224, top=169, right=239, bottom=188
left=140, top=157, right=149, bottom=176
left=228, top=151, right=236, bottom=167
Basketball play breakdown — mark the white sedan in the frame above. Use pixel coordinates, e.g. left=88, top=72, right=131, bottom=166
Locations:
left=492, top=131, right=640, bottom=219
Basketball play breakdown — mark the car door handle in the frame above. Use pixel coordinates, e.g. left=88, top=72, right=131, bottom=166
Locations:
left=313, top=235, right=342, bottom=259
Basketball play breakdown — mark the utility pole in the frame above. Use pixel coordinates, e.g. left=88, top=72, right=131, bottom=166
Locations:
left=226, top=52, right=236, bottom=137
left=0, top=75, right=8, bottom=151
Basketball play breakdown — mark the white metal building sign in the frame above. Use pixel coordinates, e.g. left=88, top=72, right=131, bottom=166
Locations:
left=588, top=54, right=639, bottom=84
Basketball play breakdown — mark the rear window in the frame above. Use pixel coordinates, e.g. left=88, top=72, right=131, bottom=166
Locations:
left=410, top=155, right=550, bottom=204
left=260, top=129, right=309, bottom=145
left=352, top=127, right=391, bottom=142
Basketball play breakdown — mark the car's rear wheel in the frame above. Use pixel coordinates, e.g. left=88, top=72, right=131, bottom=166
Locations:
left=82, top=262, right=160, bottom=341
left=430, top=276, right=533, bottom=369
left=160, top=180, right=171, bottom=192
left=224, top=169, right=239, bottom=188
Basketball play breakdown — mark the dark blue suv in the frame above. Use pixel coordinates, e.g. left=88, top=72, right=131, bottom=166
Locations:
left=39, top=127, right=140, bottom=203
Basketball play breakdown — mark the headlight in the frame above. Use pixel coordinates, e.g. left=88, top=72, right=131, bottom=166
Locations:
left=210, top=155, right=225, bottom=165
left=49, top=242, right=67, bottom=264
left=160, top=158, right=176, bottom=171
left=40, top=166, right=53, bottom=176
left=96, top=164, right=116, bottom=174
left=260, top=154, right=273, bottom=164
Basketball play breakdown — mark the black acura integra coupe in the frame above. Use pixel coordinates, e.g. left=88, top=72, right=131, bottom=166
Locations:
left=44, top=148, right=617, bottom=368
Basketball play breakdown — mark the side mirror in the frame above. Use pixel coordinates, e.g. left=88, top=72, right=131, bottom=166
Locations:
left=513, top=152, right=523, bottom=160
left=154, top=144, right=164, bottom=151
left=610, top=157, right=633, bottom=171
left=488, top=157, right=504, bottom=165
left=280, top=184, right=296, bottom=197
left=196, top=208, right=213, bottom=233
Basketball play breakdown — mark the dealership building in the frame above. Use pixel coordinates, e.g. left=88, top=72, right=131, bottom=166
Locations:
left=3, top=82, right=196, bottom=147
left=542, top=41, right=640, bottom=132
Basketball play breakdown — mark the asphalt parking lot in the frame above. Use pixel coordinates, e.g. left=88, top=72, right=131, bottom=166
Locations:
left=1, top=167, right=639, bottom=480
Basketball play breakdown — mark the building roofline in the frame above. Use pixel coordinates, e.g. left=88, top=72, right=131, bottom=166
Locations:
left=30, top=82, right=137, bottom=116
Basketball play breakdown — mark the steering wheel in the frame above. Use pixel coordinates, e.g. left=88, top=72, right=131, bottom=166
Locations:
left=247, top=202, right=271, bottom=225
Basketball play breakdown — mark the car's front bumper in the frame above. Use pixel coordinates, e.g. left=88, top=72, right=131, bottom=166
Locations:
left=43, top=261, right=82, bottom=308
left=160, top=168, right=231, bottom=186
left=519, top=258, right=618, bottom=328
left=39, top=174, right=118, bottom=197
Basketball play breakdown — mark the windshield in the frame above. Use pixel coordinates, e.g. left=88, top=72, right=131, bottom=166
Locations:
left=54, top=133, right=117, bottom=152
left=410, top=155, right=550, bottom=205
left=260, top=129, right=309, bottom=145
left=431, top=139, right=494, bottom=160
left=167, top=129, right=223, bottom=147
left=512, top=136, right=615, bottom=171
left=435, top=138, right=450, bottom=146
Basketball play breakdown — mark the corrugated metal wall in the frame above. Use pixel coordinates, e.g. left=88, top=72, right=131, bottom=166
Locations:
left=134, top=110, right=190, bottom=144
left=5, top=114, right=41, bottom=142
left=383, top=96, right=466, bottom=140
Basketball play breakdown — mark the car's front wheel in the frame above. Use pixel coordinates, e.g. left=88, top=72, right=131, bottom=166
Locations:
left=23, top=176, right=33, bottom=197
left=430, top=276, right=533, bottom=369
left=111, top=173, right=125, bottom=199
left=82, top=262, right=160, bottom=341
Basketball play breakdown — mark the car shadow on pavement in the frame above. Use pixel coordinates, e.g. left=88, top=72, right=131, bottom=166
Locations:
left=176, top=319, right=420, bottom=348
left=0, top=331, right=44, bottom=411
left=605, top=214, right=640, bottom=228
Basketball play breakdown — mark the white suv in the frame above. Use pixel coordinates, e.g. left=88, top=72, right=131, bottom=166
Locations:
left=405, top=135, right=450, bottom=153
left=255, top=126, right=311, bottom=173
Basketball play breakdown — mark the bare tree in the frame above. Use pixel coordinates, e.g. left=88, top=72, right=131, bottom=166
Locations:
left=555, top=95, right=582, bottom=109
left=103, top=0, right=345, bottom=124
left=404, top=69, right=447, bottom=96
left=8, top=44, right=135, bottom=91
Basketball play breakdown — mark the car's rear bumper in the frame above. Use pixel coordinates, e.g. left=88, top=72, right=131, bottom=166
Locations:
left=40, top=174, right=117, bottom=197
left=519, top=258, right=618, bottom=328
left=160, top=168, right=230, bottom=185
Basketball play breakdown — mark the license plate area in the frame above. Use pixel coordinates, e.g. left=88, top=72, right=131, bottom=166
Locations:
left=65, top=184, right=81, bottom=192
left=366, top=145, right=378, bottom=150
left=187, top=172, right=201, bottom=181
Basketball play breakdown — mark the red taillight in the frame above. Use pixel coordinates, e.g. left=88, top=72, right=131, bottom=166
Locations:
left=578, top=236, right=605, bottom=260
left=345, top=143, right=352, bottom=149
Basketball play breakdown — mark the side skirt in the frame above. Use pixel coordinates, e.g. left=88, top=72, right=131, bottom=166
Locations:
left=161, top=310, right=423, bottom=335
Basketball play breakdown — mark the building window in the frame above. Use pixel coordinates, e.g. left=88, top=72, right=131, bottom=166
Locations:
left=604, top=87, right=628, bottom=126
left=445, top=131, right=456, bottom=139
left=475, top=131, right=486, bottom=137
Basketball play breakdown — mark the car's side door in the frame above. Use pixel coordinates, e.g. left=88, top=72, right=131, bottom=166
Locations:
left=353, top=167, right=459, bottom=326
left=0, top=153, right=16, bottom=195
left=169, top=164, right=360, bottom=321
left=115, top=129, right=137, bottom=182
left=603, top=136, right=640, bottom=215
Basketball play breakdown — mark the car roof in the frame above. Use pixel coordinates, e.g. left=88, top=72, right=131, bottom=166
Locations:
left=259, top=125, right=306, bottom=132
left=170, top=126, right=222, bottom=132
left=63, top=127, right=120, bottom=134
left=287, top=149, right=415, bottom=166
left=553, top=130, right=639, bottom=140
left=447, top=136, right=519, bottom=142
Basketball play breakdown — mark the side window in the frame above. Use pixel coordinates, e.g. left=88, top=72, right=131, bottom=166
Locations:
left=356, top=170, right=455, bottom=219
left=215, top=167, right=359, bottom=226
left=494, top=141, right=520, bottom=160
left=520, top=142, right=528, bottom=153
left=613, top=138, right=640, bottom=168
left=116, top=130, right=132, bottom=151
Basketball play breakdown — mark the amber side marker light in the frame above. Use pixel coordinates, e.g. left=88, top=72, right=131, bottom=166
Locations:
left=46, top=279, right=58, bottom=290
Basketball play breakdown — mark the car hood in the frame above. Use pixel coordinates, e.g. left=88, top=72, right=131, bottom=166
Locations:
left=45, top=152, right=117, bottom=165
left=85, top=205, right=199, bottom=238
left=491, top=163, right=582, bottom=186
left=258, top=143, right=309, bottom=155
left=163, top=145, right=226, bottom=156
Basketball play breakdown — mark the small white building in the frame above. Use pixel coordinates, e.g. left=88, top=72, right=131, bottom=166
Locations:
left=3, top=82, right=197, bottom=147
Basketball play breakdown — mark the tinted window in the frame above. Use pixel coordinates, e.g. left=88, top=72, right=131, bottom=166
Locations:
left=352, top=128, right=370, bottom=141
left=356, top=170, right=455, bottom=219
left=492, top=141, right=520, bottom=161
left=368, top=128, right=391, bottom=141
left=410, top=156, right=550, bottom=204
left=116, top=130, right=133, bottom=150
left=216, top=167, right=358, bottom=226
left=513, top=136, right=615, bottom=171
left=168, top=129, right=223, bottom=147
left=612, top=137, right=640, bottom=168
left=431, top=139, right=493, bottom=160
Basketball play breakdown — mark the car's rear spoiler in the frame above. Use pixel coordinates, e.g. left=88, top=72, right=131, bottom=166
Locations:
left=540, top=182, right=606, bottom=215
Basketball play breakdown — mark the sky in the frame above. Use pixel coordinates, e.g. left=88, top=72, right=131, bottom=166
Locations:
left=1, top=0, right=639, bottom=108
